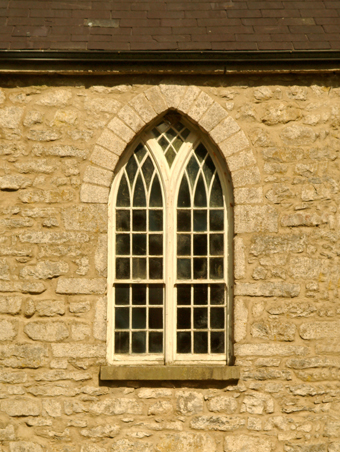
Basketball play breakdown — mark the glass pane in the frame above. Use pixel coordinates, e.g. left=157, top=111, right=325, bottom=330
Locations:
left=195, top=143, right=207, bottom=163
left=115, top=332, right=129, bottom=353
left=116, top=210, right=130, bottom=232
left=149, top=284, right=163, bottom=305
left=177, top=176, right=191, bottom=208
left=210, top=174, right=223, bottom=207
left=150, top=174, right=162, bottom=207
left=203, top=155, right=215, bottom=188
left=133, top=174, right=146, bottom=207
left=165, top=128, right=176, bottom=140
left=211, top=284, right=225, bottom=305
left=211, top=332, right=224, bottom=353
left=116, top=234, right=130, bottom=255
left=210, top=234, right=224, bottom=256
left=115, top=307, right=129, bottom=329
left=173, top=136, right=183, bottom=151
left=177, top=308, right=191, bottom=329
left=194, top=210, right=207, bottom=232
left=149, top=258, right=163, bottom=279
left=133, top=210, right=146, bottom=231
left=149, top=210, right=163, bottom=231
left=194, top=332, right=208, bottom=353
left=177, top=210, right=191, bottom=232
left=133, top=234, right=146, bottom=256
left=132, top=258, right=146, bottom=279
left=177, top=332, right=191, bottom=353
left=126, top=154, right=138, bottom=185
left=177, top=258, right=191, bottom=280
left=194, top=234, right=207, bottom=256
left=132, top=284, right=146, bottom=305
left=211, top=308, right=225, bottom=329
left=159, top=136, right=168, bottom=151
left=194, top=284, right=207, bottom=305
left=210, top=210, right=224, bottom=231
left=149, top=332, right=163, bottom=353
left=149, top=235, right=163, bottom=255
left=177, top=234, right=191, bottom=256
left=116, top=174, right=130, bottom=207
left=177, top=284, right=191, bottom=305
left=149, top=308, right=163, bottom=329
left=194, top=308, right=208, bottom=329
left=132, top=332, right=146, bottom=353
left=135, top=143, right=146, bottom=162
left=116, top=258, right=130, bottom=279
left=187, top=155, right=199, bottom=189
left=210, top=258, right=223, bottom=279
left=142, top=156, right=154, bottom=189
left=165, top=148, right=176, bottom=167
left=181, top=128, right=190, bottom=139
left=132, top=307, right=146, bottom=329
left=194, top=174, right=207, bottom=207
left=194, top=258, right=207, bottom=279
left=115, top=284, right=130, bottom=305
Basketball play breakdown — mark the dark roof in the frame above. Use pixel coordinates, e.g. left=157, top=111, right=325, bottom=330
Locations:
left=0, top=0, right=340, bottom=52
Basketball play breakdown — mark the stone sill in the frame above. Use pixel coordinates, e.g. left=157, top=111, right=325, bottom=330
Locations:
left=100, top=365, right=240, bottom=381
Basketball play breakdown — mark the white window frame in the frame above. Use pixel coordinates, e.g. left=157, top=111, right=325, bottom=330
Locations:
left=107, top=116, right=233, bottom=366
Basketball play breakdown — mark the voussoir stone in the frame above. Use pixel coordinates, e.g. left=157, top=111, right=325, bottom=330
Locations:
left=24, top=321, right=69, bottom=342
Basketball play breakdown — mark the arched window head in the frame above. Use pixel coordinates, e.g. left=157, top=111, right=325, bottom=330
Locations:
left=108, top=113, right=233, bottom=366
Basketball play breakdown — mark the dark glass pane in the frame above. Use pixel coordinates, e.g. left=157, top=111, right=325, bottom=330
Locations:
left=181, top=128, right=190, bottom=139
left=177, top=176, right=191, bottom=208
left=132, top=332, right=146, bottom=353
left=115, top=307, right=129, bottom=329
left=152, top=128, right=160, bottom=138
left=194, top=210, right=207, bottom=232
left=149, top=284, right=163, bottom=305
left=115, top=332, right=129, bottom=353
left=133, top=174, right=146, bottom=207
left=132, top=258, right=146, bottom=279
left=132, top=307, right=146, bottom=329
left=177, top=332, right=191, bottom=353
left=165, top=148, right=176, bottom=167
left=116, top=234, right=130, bottom=255
left=210, top=210, right=224, bottom=231
left=142, top=156, right=154, bottom=189
left=116, top=210, right=130, bottom=232
left=194, top=174, right=207, bottom=207
left=149, top=332, right=163, bottom=353
left=211, top=284, right=225, bottom=305
left=194, top=234, right=207, bottom=256
left=133, top=210, right=146, bottom=231
left=159, top=136, right=168, bottom=151
left=194, top=258, right=207, bottom=279
left=194, top=332, right=208, bottom=353
left=132, top=284, right=146, bottom=305
left=194, top=284, right=208, bottom=305
left=194, top=308, right=208, bottom=329
left=211, top=308, right=225, bottom=329
left=210, top=234, right=224, bottom=256
left=149, top=258, right=163, bottom=279
left=211, top=332, right=225, bottom=353
left=173, top=136, right=183, bottom=151
left=126, top=154, right=138, bottom=185
left=115, top=284, right=129, bottom=305
left=210, top=174, right=223, bottom=207
left=195, top=143, right=207, bottom=163
left=149, top=210, right=163, bottom=231
left=177, top=308, right=191, bottom=329
left=177, top=210, right=191, bottom=232
left=133, top=234, right=146, bottom=256
left=116, top=258, right=130, bottom=279
left=203, top=155, right=215, bottom=188
left=187, top=155, right=199, bottom=189
left=177, top=234, right=191, bottom=256
left=135, top=143, right=147, bottom=162
left=150, top=174, right=162, bottom=207
left=165, top=128, right=176, bottom=140
left=210, top=258, right=224, bottom=279
left=173, top=121, right=183, bottom=132
left=149, top=308, right=163, bottom=329
left=116, top=174, right=130, bottom=207
left=177, top=258, right=191, bottom=280
left=149, top=235, right=163, bottom=255
left=177, top=284, right=191, bottom=305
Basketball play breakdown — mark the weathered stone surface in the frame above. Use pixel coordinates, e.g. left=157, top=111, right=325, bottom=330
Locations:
left=0, top=107, right=24, bottom=128
left=176, top=391, right=204, bottom=415
left=160, top=83, right=188, bottom=109
left=235, top=205, right=278, bottom=233
left=1, top=398, right=41, bottom=416
left=69, top=301, right=91, bottom=314
left=0, top=424, right=16, bottom=441
left=112, top=439, right=153, bottom=452
left=0, top=369, right=27, bottom=383
left=34, top=144, right=88, bottom=159
left=187, top=91, right=214, bottom=122
left=234, top=298, right=248, bottom=342
left=224, top=435, right=274, bottom=452
left=129, top=93, right=157, bottom=123
left=19, top=188, right=74, bottom=203
left=51, top=343, right=105, bottom=358
left=81, top=446, right=107, bottom=452
left=0, top=175, right=32, bottom=190
left=0, top=319, right=18, bottom=341
left=26, top=128, right=62, bottom=142
left=24, top=321, right=69, bottom=342
left=90, top=145, right=119, bottom=171
left=42, top=399, right=62, bottom=417
left=80, top=424, right=120, bottom=438
left=250, top=234, right=305, bottom=256
left=56, top=278, right=106, bottom=294
left=251, top=319, right=296, bottom=341
left=83, top=165, right=113, bottom=187
left=0, top=295, right=22, bottom=314
left=9, top=442, right=44, bottom=452
left=93, top=296, right=106, bottom=341
left=300, top=321, right=340, bottom=340
left=20, top=260, right=69, bottom=279
left=219, top=131, right=250, bottom=157
left=235, top=282, right=300, bottom=298
left=208, top=396, right=238, bottom=413
left=118, top=105, right=145, bottom=133
left=148, top=400, right=173, bottom=415
left=199, top=102, right=228, bottom=132
left=36, top=89, right=72, bottom=107
left=36, top=370, right=91, bottom=382
left=62, top=205, right=107, bottom=232
left=232, top=167, right=261, bottom=188
left=241, top=392, right=274, bottom=414
left=138, top=388, right=173, bottom=398
left=0, top=281, right=46, bottom=294
left=156, top=433, right=216, bottom=452
left=190, top=415, right=245, bottom=431
left=35, top=300, right=65, bottom=317
left=280, top=124, right=316, bottom=145
left=281, top=213, right=322, bottom=227
left=284, top=444, right=326, bottom=452
left=15, top=159, right=58, bottom=174
left=80, top=183, right=109, bottom=203
left=234, top=187, right=263, bottom=204
left=235, top=343, right=308, bottom=357
left=90, top=398, right=142, bottom=415
left=0, top=343, right=48, bottom=368
left=84, top=96, right=121, bottom=114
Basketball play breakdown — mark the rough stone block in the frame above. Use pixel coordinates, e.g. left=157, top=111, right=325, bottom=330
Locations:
left=0, top=107, right=24, bottom=129
left=129, top=93, right=157, bottom=123
left=0, top=425, right=16, bottom=441
left=24, top=321, right=69, bottom=342
left=0, top=295, right=22, bottom=314
left=156, top=433, right=216, bottom=452
left=62, top=205, right=107, bottom=233
left=20, top=260, right=68, bottom=280
left=93, top=296, right=107, bottom=341
left=224, top=435, right=274, bottom=452
left=281, top=213, right=322, bottom=227
left=280, top=124, right=316, bottom=145
left=90, top=145, right=119, bottom=171
left=235, top=205, right=278, bottom=233
left=176, top=391, right=204, bottom=415
left=56, top=278, right=106, bottom=294
left=232, top=167, right=261, bottom=188
left=300, top=321, right=340, bottom=340
left=90, top=398, right=142, bottom=415
left=80, top=183, right=109, bottom=204
left=97, top=129, right=126, bottom=156
left=51, top=343, right=106, bottom=358
left=1, top=399, right=41, bottom=417
left=0, top=281, right=46, bottom=294
left=235, top=282, right=300, bottom=297
left=210, top=116, right=240, bottom=144
left=234, top=237, right=245, bottom=279
left=80, top=424, right=120, bottom=438
left=208, top=396, right=238, bottom=414
left=19, top=188, right=74, bottom=203
left=118, top=105, right=145, bottom=133
left=234, top=187, right=263, bottom=204
left=36, top=89, right=72, bottom=107
left=138, top=388, right=173, bottom=399
left=227, top=150, right=257, bottom=172
left=234, top=299, right=247, bottom=342
left=83, top=165, right=113, bottom=187
left=0, top=319, right=18, bottom=341
left=190, top=415, right=245, bottom=431
left=235, top=343, right=308, bottom=357
left=0, top=175, right=32, bottom=190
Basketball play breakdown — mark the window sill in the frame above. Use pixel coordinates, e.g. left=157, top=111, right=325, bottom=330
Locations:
left=100, top=365, right=240, bottom=381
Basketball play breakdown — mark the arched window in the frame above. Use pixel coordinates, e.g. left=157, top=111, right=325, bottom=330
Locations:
left=108, top=113, right=233, bottom=366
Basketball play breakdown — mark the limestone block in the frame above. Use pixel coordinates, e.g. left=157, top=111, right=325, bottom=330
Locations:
left=235, top=205, right=278, bottom=233
left=234, top=187, right=263, bottom=204
left=24, top=110, right=43, bottom=126
left=69, top=301, right=91, bottom=314
left=0, top=370, right=27, bottom=383
left=187, top=91, right=214, bottom=122
left=97, top=129, right=126, bottom=156
left=129, top=93, right=157, bottom=123
left=190, top=415, right=245, bottom=431
left=90, top=145, right=119, bottom=171
left=0, top=425, right=16, bottom=441
left=176, top=391, right=204, bottom=415
left=94, top=296, right=107, bottom=341
left=19, top=231, right=89, bottom=244
left=0, top=295, right=22, bottom=314
left=219, top=131, right=250, bottom=157
left=20, top=260, right=69, bottom=279
left=84, top=96, right=121, bottom=114
left=160, top=84, right=188, bottom=109
left=0, top=107, right=24, bottom=128
left=9, top=443, right=44, bottom=452
left=81, top=446, right=107, bottom=452
left=112, top=439, right=153, bottom=452
left=51, top=343, right=106, bottom=358
left=155, top=433, right=216, bottom=452
left=232, top=167, right=261, bottom=188
left=199, top=102, right=229, bottom=132
left=42, top=399, right=62, bottom=417
left=280, top=124, right=316, bottom=145
left=56, top=278, right=106, bottom=294
left=0, top=343, right=48, bottom=368
left=254, top=86, right=281, bottom=101
left=288, top=256, right=322, bottom=280
left=36, top=300, right=65, bottom=317
left=235, top=282, right=300, bottom=297
left=80, top=183, right=109, bottom=203
left=71, top=322, right=91, bottom=341
left=0, top=281, right=46, bottom=294
left=118, top=105, right=145, bottom=132
left=95, top=234, right=108, bottom=276
left=26, top=129, right=62, bottom=142
left=281, top=213, right=322, bottom=227
left=0, top=319, right=18, bottom=341
left=240, top=392, right=274, bottom=414
left=286, top=356, right=340, bottom=370
left=207, top=396, right=238, bottom=413
left=177, top=85, right=201, bottom=113
left=0, top=89, right=5, bottom=104
left=145, top=86, right=168, bottom=114
left=83, top=165, right=113, bottom=187
left=107, top=116, right=135, bottom=143
left=19, top=188, right=74, bottom=203
left=80, top=424, right=120, bottom=438
left=62, top=205, right=107, bottom=233
left=300, top=321, right=340, bottom=340
left=15, top=158, right=58, bottom=174
left=138, top=388, right=173, bottom=398
left=148, top=400, right=173, bottom=415
left=89, top=398, right=143, bottom=415
left=34, top=144, right=88, bottom=159
left=224, top=435, right=274, bottom=452
left=227, top=150, right=257, bottom=172
left=36, top=370, right=91, bottom=381
left=235, top=343, right=308, bottom=357
left=261, top=102, right=301, bottom=125
left=210, top=116, right=240, bottom=144
left=24, top=321, right=69, bottom=342
left=0, top=175, right=32, bottom=190
left=284, top=444, right=327, bottom=452
left=1, top=398, right=41, bottom=416
left=234, top=299, right=248, bottom=342
left=36, top=89, right=72, bottom=107
left=251, top=319, right=296, bottom=341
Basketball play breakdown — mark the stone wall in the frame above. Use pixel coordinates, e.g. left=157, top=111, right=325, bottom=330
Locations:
left=0, top=75, right=340, bottom=452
